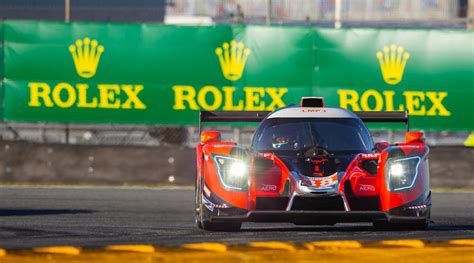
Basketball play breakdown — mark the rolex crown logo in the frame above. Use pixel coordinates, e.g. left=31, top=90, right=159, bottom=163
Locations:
left=69, top=37, right=104, bottom=79
left=376, top=44, right=410, bottom=85
left=215, top=40, right=250, bottom=81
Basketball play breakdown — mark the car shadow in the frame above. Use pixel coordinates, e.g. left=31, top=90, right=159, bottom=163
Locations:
left=427, top=224, right=474, bottom=231
left=240, top=225, right=373, bottom=232
left=0, top=208, right=94, bottom=217
left=239, top=224, right=474, bottom=232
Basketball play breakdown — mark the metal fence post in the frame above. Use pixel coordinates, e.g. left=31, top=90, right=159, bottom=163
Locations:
left=265, top=0, right=272, bottom=25
left=65, top=0, right=71, bottom=22
left=335, top=0, right=342, bottom=29
left=469, top=0, right=474, bottom=29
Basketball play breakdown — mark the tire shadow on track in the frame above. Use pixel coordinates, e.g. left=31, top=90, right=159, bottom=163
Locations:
left=0, top=209, right=94, bottom=217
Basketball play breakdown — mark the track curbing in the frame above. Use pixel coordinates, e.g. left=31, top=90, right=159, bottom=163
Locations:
left=448, top=239, right=474, bottom=246
left=248, top=241, right=297, bottom=251
left=105, top=244, right=156, bottom=253
left=0, top=239, right=473, bottom=257
left=182, top=242, right=228, bottom=252
left=32, top=246, right=81, bottom=255
left=305, top=240, right=363, bottom=250
left=377, top=239, right=425, bottom=248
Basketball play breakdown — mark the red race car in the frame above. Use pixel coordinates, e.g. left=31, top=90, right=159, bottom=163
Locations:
left=195, top=97, right=431, bottom=231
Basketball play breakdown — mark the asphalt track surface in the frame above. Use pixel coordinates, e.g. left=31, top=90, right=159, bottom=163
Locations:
left=0, top=186, right=473, bottom=249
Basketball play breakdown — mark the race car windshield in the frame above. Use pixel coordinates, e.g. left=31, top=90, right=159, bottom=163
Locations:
left=252, top=118, right=373, bottom=154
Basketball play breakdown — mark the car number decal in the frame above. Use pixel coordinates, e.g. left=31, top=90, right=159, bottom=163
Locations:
left=307, top=173, right=338, bottom=188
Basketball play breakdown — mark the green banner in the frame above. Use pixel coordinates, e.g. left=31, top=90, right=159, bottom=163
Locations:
left=2, top=20, right=473, bottom=131
left=313, top=28, right=474, bottom=132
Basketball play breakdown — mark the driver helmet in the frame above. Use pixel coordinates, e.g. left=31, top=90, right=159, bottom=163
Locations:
left=271, top=128, right=295, bottom=149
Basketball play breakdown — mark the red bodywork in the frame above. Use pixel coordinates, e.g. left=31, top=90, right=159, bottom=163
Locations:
left=196, top=109, right=430, bottom=227
left=197, top=135, right=429, bottom=213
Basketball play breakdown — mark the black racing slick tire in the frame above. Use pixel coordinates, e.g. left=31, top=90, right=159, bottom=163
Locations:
left=194, top=183, right=203, bottom=229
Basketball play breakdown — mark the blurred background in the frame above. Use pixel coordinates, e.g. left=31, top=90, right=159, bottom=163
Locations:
left=0, top=0, right=472, bottom=187
left=0, top=0, right=472, bottom=27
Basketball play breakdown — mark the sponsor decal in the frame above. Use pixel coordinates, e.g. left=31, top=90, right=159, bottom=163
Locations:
left=172, top=86, right=287, bottom=111
left=28, top=38, right=147, bottom=110
left=311, top=158, right=328, bottom=163
left=311, top=158, right=328, bottom=177
left=215, top=40, right=250, bottom=81
left=301, top=109, right=327, bottom=113
left=376, top=44, right=410, bottom=86
left=69, top=38, right=105, bottom=79
left=359, top=184, right=376, bottom=192
left=337, top=44, right=450, bottom=117
left=360, top=153, right=379, bottom=159
left=304, top=173, right=338, bottom=188
left=261, top=184, right=277, bottom=191
left=172, top=40, right=288, bottom=111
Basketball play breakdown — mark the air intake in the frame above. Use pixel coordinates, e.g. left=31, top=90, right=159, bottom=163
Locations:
left=300, top=97, right=324, bottom=107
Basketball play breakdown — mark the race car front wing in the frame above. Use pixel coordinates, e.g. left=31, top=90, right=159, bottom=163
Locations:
left=210, top=210, right=430, bottom=224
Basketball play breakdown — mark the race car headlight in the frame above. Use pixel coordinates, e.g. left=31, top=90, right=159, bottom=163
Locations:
left=387, top=156, right=422, bottom=192
left=213, top=155, right=248, bottom=191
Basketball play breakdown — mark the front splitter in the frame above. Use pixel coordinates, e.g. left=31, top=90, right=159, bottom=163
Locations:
left=211, top=210, right=428, bottom=224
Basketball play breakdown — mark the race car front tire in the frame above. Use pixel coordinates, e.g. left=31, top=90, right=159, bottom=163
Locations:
left=194, top=185, right=203, bottom=229
left=197, top=170, right=241, bottom=231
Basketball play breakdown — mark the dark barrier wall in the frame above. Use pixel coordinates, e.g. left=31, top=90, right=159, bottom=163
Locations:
left=2, top=20, right=474, bottom=130
left=0, top=21, right=3, bottom=118
left=0, top=142, right=471, bottom=189
left=0, top=142, right=194, bottom=185
left=0, top=0, right=165, bottom=22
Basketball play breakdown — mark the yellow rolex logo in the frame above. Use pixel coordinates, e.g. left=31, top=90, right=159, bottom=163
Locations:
left=215, top=40, right=250, bottom=81
left=376, top=44, right=410, bottom=85
left=69, top=37, right=104, bottom=79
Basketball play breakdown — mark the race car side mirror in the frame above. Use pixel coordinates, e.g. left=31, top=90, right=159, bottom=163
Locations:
left=406, top=131, right=425, bottom=144
left=201, top=130, right=221, bottom=144
left=374, top=141, right=389, bottom=152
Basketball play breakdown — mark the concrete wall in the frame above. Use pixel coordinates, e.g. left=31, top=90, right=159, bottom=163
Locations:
left=0, top=142, right=194, bottom=185
left=0, top=141, right=472, bottom=189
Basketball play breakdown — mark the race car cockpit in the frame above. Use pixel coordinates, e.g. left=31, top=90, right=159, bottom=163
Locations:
left=253, top=116, right=373, bottom=155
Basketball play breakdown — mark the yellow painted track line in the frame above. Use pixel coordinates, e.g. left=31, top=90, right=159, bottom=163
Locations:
left=182, top=242, right=228, bottom=252
left=32, top=246, right=81, bottom=255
